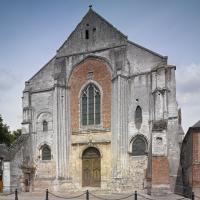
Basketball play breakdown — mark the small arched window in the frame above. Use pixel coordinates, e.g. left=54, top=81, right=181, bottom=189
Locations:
left=81, top=83, right=101, bottom=126
left=135, top=106, right=142, bottom=129
left=42, top=145, right=51, bottom=160
left=132, top=135, right=147, bottom=156
left=43, top=120, right=48, bottom=132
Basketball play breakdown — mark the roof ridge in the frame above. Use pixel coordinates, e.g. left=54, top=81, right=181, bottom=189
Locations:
left=90, top=8, right=127, bottom=39
left=128, top=40, right=167, bottom=59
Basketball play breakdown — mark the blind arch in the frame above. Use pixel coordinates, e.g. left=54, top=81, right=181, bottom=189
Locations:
left=132, top=135, right=147, bottom=156
left=41, top=145, right=51, bottom=160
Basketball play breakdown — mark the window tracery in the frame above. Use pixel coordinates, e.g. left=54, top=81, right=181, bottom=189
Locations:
left=81, top=83, right=101, bottom=126
left=132, top=135, right=147, bottom=156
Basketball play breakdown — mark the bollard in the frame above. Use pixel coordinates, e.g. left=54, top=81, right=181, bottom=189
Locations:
left=191, top=192, right=194, bottom=200
left=134, top=191, right=137, bottom=200
left=15, top=189, right=18, bottom=200
left=46, top=189, right=49, bottom=200
left=86, top=190, right=89, bottom=200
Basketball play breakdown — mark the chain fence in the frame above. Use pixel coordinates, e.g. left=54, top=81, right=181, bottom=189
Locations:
left=1, top=189, right=198, bottom=200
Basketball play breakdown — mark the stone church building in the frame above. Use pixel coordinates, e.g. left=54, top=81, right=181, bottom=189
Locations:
left=3, top=8, right=184, bottom=193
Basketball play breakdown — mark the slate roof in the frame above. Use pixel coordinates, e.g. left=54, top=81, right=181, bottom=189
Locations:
left=192, top=120, right=200, bottom=128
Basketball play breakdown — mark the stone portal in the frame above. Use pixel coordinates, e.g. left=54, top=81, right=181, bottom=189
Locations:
left=82, top=147, right=101, bottom=187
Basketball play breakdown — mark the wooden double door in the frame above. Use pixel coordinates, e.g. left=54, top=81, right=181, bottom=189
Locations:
left=82, top=147, right=101, bottom=187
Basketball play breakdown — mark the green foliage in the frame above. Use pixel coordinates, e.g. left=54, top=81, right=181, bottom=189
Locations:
left=0, top=115, right=22, bottom=146
left=12, top=129, right=22, bottom=139
left=0, top=115, right=11, bottom=146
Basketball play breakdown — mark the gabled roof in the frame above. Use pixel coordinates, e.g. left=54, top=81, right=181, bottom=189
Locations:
left=184, top=120, right=200, bottom=139
left=57, top=7, right=127, bottom=53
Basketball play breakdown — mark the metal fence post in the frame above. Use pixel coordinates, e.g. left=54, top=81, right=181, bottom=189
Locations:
left=86, top=190, right=89, bottom=200
left=191, top=192, right=194, bottom=200
left=134, top=191, right=137, bottom=200
left=15, top=189, right=18, bottom=200
left=46, top=189, right=49, bottom=200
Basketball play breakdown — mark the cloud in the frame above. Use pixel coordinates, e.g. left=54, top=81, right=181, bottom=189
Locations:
left=177, top=63, right=200, bottom=94
left=0, top=68, right=18, bottom=91
left=176, top=63, right=200, bottom=132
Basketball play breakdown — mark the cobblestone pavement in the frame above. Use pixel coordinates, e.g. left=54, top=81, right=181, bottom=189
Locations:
left=0, top=191, right=191, bottom=200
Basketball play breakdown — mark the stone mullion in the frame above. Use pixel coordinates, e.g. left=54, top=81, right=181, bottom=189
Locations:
left=54, top=86, right=68, bottom=179
left=117, top=76, right=121, bottom=168
left=65, top=87, right=71, bottom=178
left=53, top=86, right=59, bottom=179
left=111, top=78, right=118, bottom=175
left=60, top=89, right=65, bottom=178
left=112, top=74, right=128, bottom=177
left=57, top=87, right=62, bottom=178
left=119, top=76, right=128, bottom=170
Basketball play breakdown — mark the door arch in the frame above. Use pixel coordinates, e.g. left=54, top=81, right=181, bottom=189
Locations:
left=82, top=147, right=101, bottom=187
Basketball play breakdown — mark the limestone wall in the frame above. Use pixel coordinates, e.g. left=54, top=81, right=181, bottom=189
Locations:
left=17, top=8, right=182, bottom=193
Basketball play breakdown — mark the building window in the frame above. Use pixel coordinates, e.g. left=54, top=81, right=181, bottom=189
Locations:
left=42, top=145, right=51, bottom=160
left=132, top=135, right=147, bottom=156
left=85, top=30, right=89, bottom=39
left=135, top=106, right=142, bottom=129
left=81, top=83, right=101, bottom=126
left=43, top=120, right=48, bottom=132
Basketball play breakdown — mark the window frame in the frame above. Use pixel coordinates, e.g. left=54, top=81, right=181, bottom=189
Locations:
left=80, top=82, right=102, bottom=129
left=129, top=135, right=148, bottom=156
left=41, top=144, right=51, bottom=161
left=42, top=120, right=48, bottom=132
left=135, top=106, right=142, bottom=130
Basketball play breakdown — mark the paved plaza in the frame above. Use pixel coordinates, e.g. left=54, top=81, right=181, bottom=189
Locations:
left=0, top=191, right=191, bottom=200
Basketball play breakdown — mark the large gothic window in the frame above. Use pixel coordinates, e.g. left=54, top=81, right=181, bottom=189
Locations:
left=132, top=135, right=147, bottom=156
left=81, top=83, right=101, bottom=126
left=41, top=145, right=51, bottom=160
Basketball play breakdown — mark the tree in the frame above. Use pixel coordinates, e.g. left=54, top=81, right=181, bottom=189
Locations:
left=0, top=115, right=11, bottom=146
left=12, top=129, right=22, bottom=140
left=0, top=115, right=22, bottom=146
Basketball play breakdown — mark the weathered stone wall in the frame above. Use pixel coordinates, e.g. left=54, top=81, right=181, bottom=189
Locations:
left=70, top=131, right=112, bottom=190
left=12, top=8, right=182, bottom=193
left=192, top=132, right=200, bottom=196
left=3, top=162, right=10, bottom=192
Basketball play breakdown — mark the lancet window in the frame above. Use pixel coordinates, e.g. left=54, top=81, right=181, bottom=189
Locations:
left=81, top=83, right=101, bottom=126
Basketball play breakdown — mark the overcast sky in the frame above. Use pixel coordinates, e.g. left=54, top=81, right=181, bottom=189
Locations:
left=0, top=0, right=200, bottom=132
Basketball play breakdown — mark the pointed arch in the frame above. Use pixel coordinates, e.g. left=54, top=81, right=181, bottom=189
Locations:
left=135, top=106, right=142, bottom=129
left=131, top=134, right=148, bottom=156
left=67, top=56, right=113, bottom=86
left=81, top=83, right=101, bottom=126
left=41, top=144, right=51, bottom=160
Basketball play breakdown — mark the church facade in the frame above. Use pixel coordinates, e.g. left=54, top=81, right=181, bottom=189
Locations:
left=8, top=8, right=183, bottom=193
